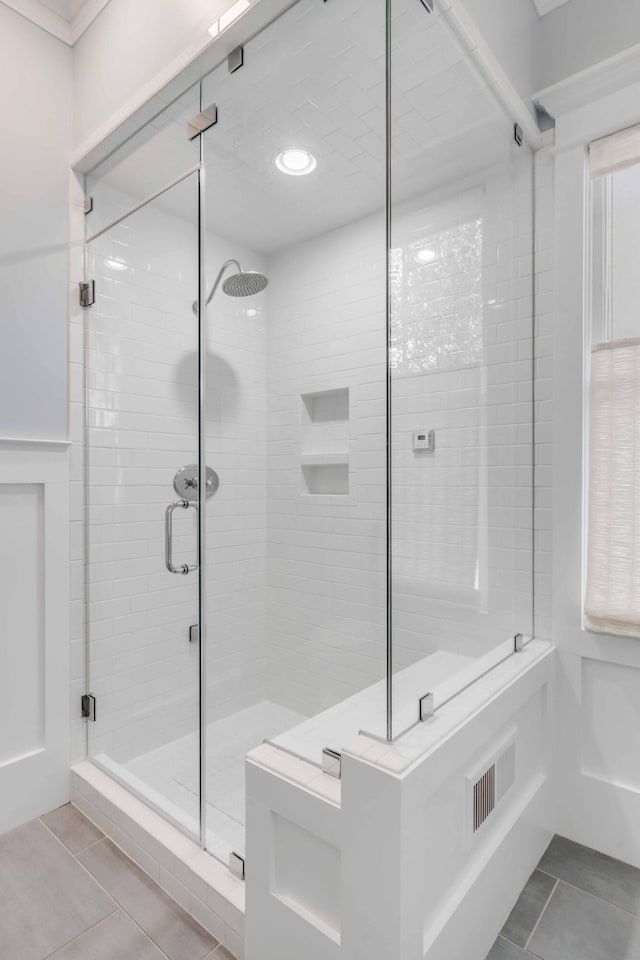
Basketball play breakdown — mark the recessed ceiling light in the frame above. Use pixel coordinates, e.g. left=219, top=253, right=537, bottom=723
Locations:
left=245, top=308, right=258, bottom=318
left=275, top=148, right=317, bottom=176
left=105, top=258, right=127, bottom=271
left=414, top=248, right=436, bottom=264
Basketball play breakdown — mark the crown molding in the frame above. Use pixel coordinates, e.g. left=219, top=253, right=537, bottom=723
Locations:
left=534, top=42, right=640, bottom=120
left=0, top=0, right=110, bottom=45
left=531, top=0, right=572, bottom=14
left=70, top=0, right=109, bottom=42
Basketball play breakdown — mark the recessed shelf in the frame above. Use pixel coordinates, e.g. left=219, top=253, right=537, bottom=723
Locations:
left=302, top=463, right=349, bottom=496
left=300, top=386, right=350, bottom=496
left=302, top=388, right=349, bottom=424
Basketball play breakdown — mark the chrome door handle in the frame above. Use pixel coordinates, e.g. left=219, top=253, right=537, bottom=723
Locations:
left=165, top=499, right=198, bottom=575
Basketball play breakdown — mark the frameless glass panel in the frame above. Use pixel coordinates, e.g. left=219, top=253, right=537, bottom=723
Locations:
left=198, top=0, right=387, bottom=856
left=85, top=170, right=203, bottom=842
left=85, top=84, right=201, bottom=240
left=389, top=0, right=535, bottom=740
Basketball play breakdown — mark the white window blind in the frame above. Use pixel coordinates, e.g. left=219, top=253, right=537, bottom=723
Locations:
left=590, top=124, right=640, bottom=179
left=585, top=339, right=640, bottom=637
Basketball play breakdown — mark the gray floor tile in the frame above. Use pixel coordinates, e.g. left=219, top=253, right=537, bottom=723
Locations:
left=501, top=869, right=556, bottom=947
left=485, top=936, right=527, bottom=959
left=78, top=839, right=217, bottom=960
left=48, top=910, right=166, bottom=959
left=206, top=948, right=236, bottom=960
left=529, top=880, right=640, bottom=960
left=539, top=834, right=640, bottom=916
left=0, top=820, right=115, bottom=960
left=42, top=803, right=104, bottom=855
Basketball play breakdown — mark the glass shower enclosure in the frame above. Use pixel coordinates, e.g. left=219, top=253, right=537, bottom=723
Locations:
left=81, top=0, right=535, bottom=867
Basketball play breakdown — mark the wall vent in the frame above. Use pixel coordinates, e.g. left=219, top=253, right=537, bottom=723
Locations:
left=473, top=765, right=496, bottom=833
left=468, top=734, right=516, bottom=842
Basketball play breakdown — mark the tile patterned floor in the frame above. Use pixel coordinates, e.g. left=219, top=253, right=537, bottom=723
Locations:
left=487, top=835, right=640, bottom=960
left=0, top=805, right=235, bottom=960
left=3, top=805, right=638, bottom=960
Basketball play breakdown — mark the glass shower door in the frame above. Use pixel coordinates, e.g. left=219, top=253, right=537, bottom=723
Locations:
left=84, top=163, right=205, bottom=842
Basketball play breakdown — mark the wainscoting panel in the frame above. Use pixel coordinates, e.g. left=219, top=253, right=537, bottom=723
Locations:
left=0, top=439, right=70, bottom=833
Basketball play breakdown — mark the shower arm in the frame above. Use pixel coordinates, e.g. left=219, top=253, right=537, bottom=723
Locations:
left=205, top=259, right=242, bottom=307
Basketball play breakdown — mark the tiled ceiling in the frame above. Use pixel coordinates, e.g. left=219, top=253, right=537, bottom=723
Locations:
left=88, top=0, right=514, bottom=256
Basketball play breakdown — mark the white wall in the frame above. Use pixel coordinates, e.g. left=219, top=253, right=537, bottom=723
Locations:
left=460, top=0, right=540, bottom=117
left=538, top=0, right=640, bottom=91
left=0, top=5, right=72, bottom=441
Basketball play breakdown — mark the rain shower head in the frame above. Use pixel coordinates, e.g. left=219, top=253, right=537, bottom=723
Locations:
left=222, top=271, right=268, bottom=298
left=192, top=259, right=268, bottom=314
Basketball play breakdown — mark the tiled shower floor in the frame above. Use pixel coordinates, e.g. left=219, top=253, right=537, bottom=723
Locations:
left=113, top=700, right=304, bottom=859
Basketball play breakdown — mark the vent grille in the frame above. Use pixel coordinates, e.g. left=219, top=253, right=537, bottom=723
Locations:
left=470, top=738, right=516, bottom=836
left=473, top=765, right=496, bottom=833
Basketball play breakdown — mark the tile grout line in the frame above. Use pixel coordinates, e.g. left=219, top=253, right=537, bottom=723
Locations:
left=38, top=819, right=181, bottom=960
left=523, top=877, right=558, bottom=953
left=532, top=867, right=640, bottom=923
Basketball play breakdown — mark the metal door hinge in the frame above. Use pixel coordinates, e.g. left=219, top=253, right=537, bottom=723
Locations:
left=514, top=123, right=523, bottom=147
left=322, top=747, right=342, bottom=779
left=229, top=851, right=245, bottom=880
left=514, top=633, right=524, bottom=652
left=228, top=45, right=244, bottom=73
left=83, top=196, right=93, bottom=215
left=187, top=104, right=218, bottom=140
left=79, top=280, right=95, bottom=308
left=82, top=694, right=96, bottom=722
left=419, top=692, right=434, bottom=721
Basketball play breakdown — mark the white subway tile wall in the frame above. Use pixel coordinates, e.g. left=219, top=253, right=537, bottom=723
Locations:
left=266, top=213, right=388, bottom=717
left=391, top=155, right=536, bottom=686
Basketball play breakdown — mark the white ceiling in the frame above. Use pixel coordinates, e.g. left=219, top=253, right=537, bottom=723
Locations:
left=530, top=0, right=572, bottom=15
left=88, top=0, right=513, bottom=256
left=1, top=0, right=110, bottom=44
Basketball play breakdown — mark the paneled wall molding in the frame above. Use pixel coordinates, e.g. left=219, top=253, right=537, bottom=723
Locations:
left=0, top=440, right=70, bottom=833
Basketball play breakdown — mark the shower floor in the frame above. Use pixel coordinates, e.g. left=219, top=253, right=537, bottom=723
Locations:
left=97, top=700, right=304, bottom=861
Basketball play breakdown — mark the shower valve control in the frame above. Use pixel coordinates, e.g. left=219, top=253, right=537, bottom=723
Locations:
left=413, top=430, right=435, bottom=452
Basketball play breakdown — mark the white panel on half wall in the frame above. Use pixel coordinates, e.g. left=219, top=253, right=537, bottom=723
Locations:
left=582, top=658, right=640, bottom=791
left=0, top=484, right=44, bottom=764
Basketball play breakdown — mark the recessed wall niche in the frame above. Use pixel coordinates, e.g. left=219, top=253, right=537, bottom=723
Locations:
left=300, top=387, right=349, bottom=496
